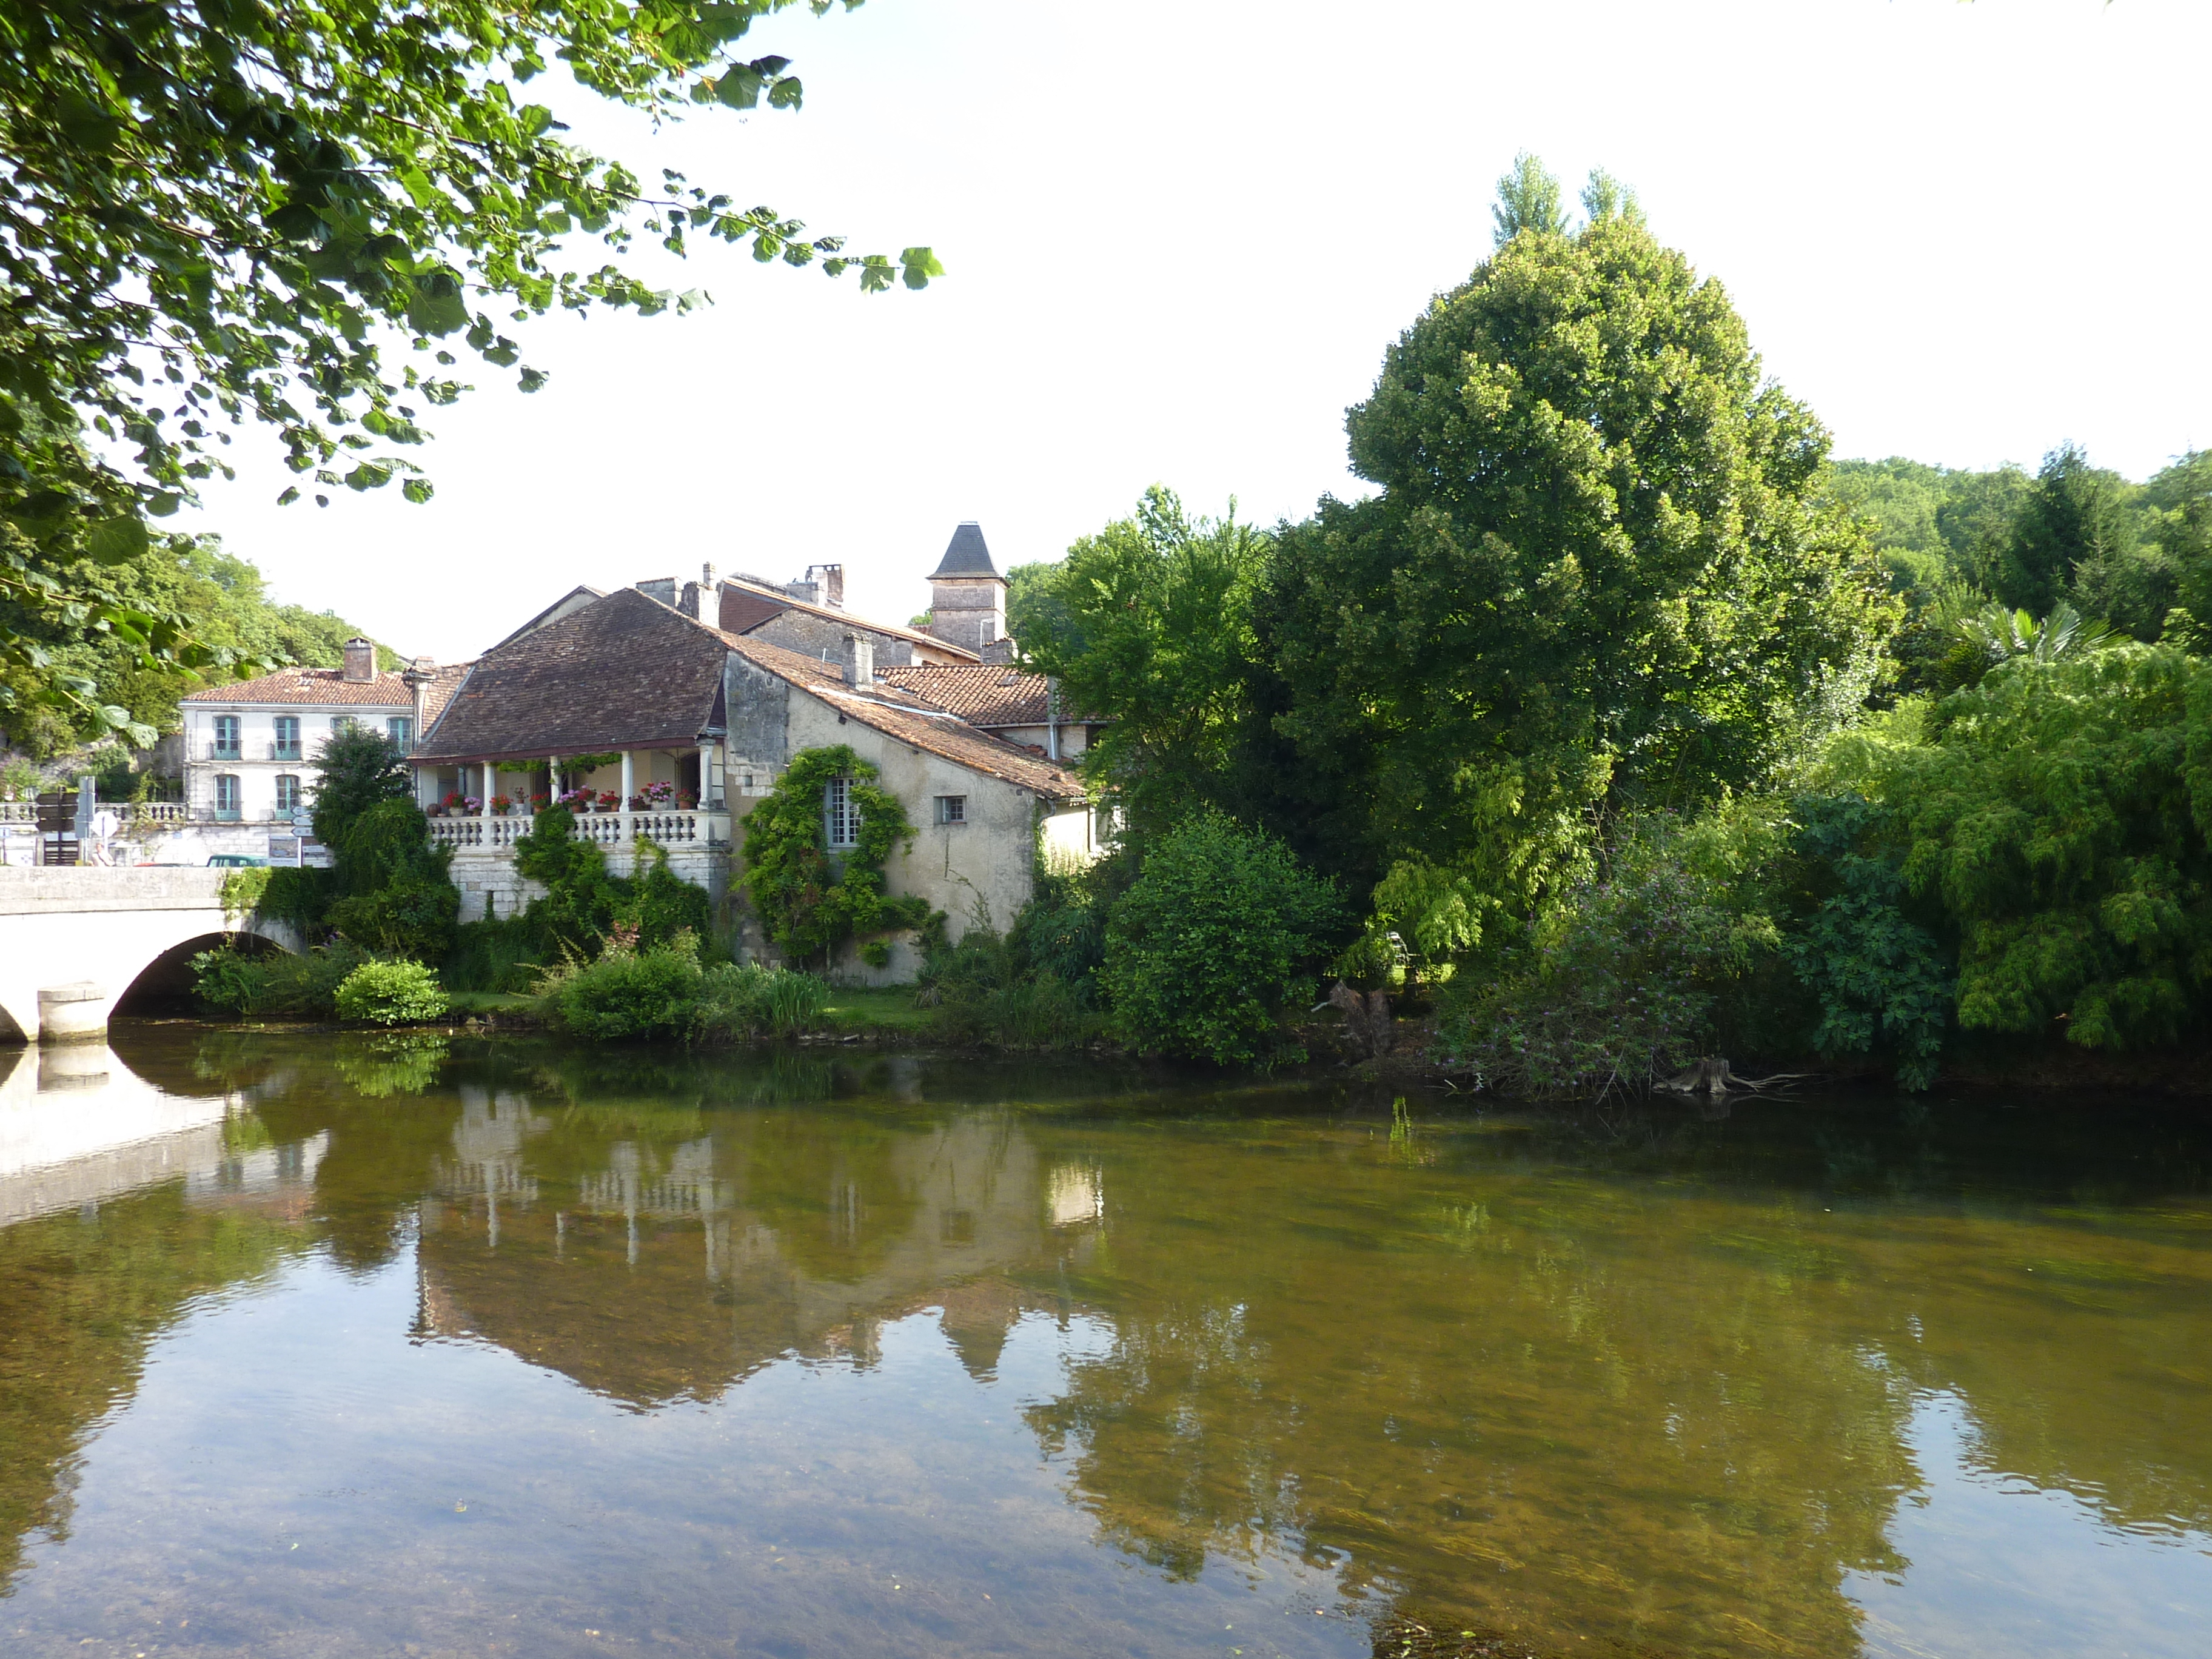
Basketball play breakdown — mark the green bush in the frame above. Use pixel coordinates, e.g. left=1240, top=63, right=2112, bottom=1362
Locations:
left=545, top=934, right=704, bottom=1041
left=1782, top=793, right=1953, bottom=1089
left=326, top=797, right=458, bottom=960
left=691, top=962, right=830, bottom=1041
left=333, top=960, right=450, bottom=1025
left=190, top=940, right=371, bottom=1017
left=1436, top=807, right=1784, bottom=1099
left=1101, top=811, right=1342, bottom=1065
left=441, top=915, right=545, bottom=993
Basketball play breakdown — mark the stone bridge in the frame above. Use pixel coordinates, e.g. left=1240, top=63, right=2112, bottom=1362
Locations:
left=0, top=868, right=301, bottom=1044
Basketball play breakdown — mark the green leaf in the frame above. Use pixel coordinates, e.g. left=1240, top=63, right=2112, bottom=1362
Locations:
left=402, top=478, right=434, bottom=504
left=768, top=76, right=803, bottom=111
left=85, top=516, right=150, bottom=566
left=55, top=92, right=126, bottom=152
left=715, top=67, right=764, bottom=109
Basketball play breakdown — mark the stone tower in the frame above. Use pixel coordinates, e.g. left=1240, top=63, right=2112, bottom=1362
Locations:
left=926, top=522, right=1007, bottom=654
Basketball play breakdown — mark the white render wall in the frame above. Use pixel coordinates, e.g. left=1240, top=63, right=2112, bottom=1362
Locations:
left=182, top=700, right=410, bottom=822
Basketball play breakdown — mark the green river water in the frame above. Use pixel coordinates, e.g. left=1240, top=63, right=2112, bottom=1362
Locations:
left=1, top=1024, right=2207, bottom=1658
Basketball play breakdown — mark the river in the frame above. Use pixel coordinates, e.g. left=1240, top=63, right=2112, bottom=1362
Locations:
left=1, top=1025, right=2207, bottom=1658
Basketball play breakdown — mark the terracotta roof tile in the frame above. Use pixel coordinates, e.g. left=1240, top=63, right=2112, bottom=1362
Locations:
left=875, top=663, right=1053, bottom=726
left=183, top=666, right=414, bottom=707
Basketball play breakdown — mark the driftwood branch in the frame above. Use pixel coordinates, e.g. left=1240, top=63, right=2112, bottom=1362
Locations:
left=1655, top=1057, right=1811, bottom=1097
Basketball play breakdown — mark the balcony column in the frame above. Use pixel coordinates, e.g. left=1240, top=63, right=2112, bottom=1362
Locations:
left=481, top=762, right=497, bottom=820
left=620, top=751, right=636, bottom=842
left=698, top=740, right=716, bottom=812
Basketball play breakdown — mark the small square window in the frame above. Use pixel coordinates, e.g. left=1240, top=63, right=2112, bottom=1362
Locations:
left=936, top=795, right=967, bottom=825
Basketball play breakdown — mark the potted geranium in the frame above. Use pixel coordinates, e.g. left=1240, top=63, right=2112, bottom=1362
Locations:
left=530, top=792, right=549, bottom=813
left=596, top=790, right=620, bottom=813
left=641, top=780, right=674, bottom=808
left=489, top=793, right=513, bottom=815
left=677, top=790, right=698, bottom=810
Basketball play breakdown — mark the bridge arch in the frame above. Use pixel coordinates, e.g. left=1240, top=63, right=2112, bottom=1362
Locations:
left=0, top=868, right=301, bottom=1044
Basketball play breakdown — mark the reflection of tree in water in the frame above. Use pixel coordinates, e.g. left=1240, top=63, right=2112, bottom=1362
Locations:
left=332, top=1033, right=451, bottom=1099
left=1016, top=1103, right=2212, bottom=1659
left=0, top=1189, right=301, bottom=1593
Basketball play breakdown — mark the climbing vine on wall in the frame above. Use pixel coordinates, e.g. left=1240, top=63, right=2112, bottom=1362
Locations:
left=740, top=746, right=929, bottom=964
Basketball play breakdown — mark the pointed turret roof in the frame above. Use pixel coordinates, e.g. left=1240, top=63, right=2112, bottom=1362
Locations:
left=930, top=521, right=1000, bottom=579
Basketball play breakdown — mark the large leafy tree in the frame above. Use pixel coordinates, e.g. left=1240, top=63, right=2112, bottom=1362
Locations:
left=1995, top=444, right=2153, bottom=627
left=2, top=0, right=937, bottom=734
left=1259, top=159, right=1897, bottom=956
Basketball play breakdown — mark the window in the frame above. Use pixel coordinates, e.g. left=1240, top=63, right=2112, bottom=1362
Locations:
left=330, top=715, right=357, bottom=734
left=214, top=774, right=241, bottom=820
left=387, top=716, right=413, bottom=751
left=212, top=715, right=240, bottom=760
left=935, top=795, right=967, bottom=825
left=273, top=716, right=301, bottom=760
left=275, top=775, right=301, bottom=813
left=823, top=775, right=860, bottom=848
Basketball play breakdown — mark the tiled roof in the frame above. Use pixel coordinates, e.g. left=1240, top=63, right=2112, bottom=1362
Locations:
left=414, top=661, right=472, bottom=730
left=183, top=666, right=413, bottom=707
left=712, top=575, right=979, bottom=662
left=721, top=633, right=1087, bottom=801
left=876, top=663, right=1050, bottom=726
left=409, top=585, right=1086, bottom=800
left=412, top=588, right=726, bottom=763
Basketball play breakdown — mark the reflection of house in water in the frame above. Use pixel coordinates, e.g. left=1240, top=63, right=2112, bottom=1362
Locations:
left=0, top=1043, right=325, bottom=1226
left=412, top=1095, right=1105, bottom=1408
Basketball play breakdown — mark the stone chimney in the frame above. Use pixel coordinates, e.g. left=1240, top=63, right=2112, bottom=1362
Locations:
left=342, top=637, right=377, bottom=683
left=817, top=564, right=845, bottom=609
left=783, top=574, right=820, bottom=606
left=405, top=656, right=438, bottom=736
left=925, top=523, right=1007, bottom=654
left=843, top=632, right=874, bottom=688
left=678, top=580, right=704, bottom=619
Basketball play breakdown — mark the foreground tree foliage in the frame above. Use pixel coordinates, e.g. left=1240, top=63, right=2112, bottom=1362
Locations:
left=2, top=0, right=937, bottom=726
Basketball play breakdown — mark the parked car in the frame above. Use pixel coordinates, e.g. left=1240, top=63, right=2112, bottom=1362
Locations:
left=207, top=854, right=270, bottom=867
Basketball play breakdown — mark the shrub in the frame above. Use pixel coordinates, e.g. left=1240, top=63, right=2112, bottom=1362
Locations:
left=544, top=934, right=704, bottom=1040
left=1435, top=807, right=1784, bottom=1099
left=190, top=940, right=372, bottom=1017
left=1101, top=811, right=1342, bottom=1065
left=1782, top=793, right=1953, bottom=1089
left=441, top=915, right=545, bottom=993
left=334, top=960, right=450, bottom=1025
left=326, top=797, right=459, bottom=960
left=690, top=962, right=830, bottom=1041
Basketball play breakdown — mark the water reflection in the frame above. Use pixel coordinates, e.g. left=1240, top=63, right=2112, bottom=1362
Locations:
left=0, top=1025, right=2205, bottom=1659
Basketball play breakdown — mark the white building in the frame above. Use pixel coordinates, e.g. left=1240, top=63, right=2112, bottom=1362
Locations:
left=178, top=637, right=454, bottom=826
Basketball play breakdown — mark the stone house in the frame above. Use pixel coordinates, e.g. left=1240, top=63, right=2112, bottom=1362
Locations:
left=409, top=528, right=1093, bottom=982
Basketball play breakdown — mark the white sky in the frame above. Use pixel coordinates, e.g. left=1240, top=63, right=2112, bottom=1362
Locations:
left=174, top=0, right=2212, bottom=662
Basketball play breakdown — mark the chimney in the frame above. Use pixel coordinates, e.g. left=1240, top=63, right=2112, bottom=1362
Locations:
left=342, top=637, right=376, bottom=683
left=843, top=632, right=874, bottom=688
left=634, top=577, right=677, bottom=608
left=783, top=574, right=820, bottom=606
left=819, top=563, right=845, bottom=609
left=679, top=580, right=703, bottom=619
left=406, top=656, right=438, bottom=733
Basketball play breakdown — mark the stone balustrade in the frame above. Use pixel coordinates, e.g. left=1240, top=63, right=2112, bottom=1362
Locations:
left=428, top=809, right=729, bottom=854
